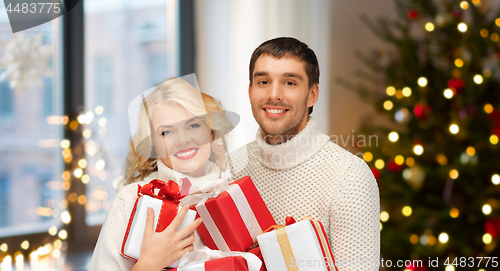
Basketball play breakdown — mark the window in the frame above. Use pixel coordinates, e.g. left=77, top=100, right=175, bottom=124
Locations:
left=0, top=17, right=64, bottom=241
left=0, top=81, right=13, bottom=117
left=0, top=1, right=193, bottom=268
left=0, top=174, right=10, bottom=227
left=84, top=0, right=179, bottom=226
left=93, top=56, right=114, bottom=116
left=43, top=77, right=53, bottom=117
left=148, top=53, right=168, bottom=86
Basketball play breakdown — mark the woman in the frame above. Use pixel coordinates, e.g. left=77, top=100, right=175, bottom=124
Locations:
left=89, top=77, right=235, bottom=270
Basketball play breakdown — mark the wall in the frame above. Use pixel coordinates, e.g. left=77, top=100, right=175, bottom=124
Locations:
left=328, top=0, right=397, bottom=151
left=195, top=0, right=397, bottom=153
left=195, top=0, right=332, bottom=151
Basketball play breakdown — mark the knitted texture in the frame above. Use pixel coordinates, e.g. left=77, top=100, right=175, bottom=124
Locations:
left=229, top=118, right=380, bottom=271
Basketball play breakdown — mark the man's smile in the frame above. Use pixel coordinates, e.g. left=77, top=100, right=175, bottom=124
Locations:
left=263, top=106, right=289, bottom=118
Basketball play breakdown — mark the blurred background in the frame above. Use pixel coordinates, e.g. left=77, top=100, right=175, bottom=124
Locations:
left=0, top=0, right=499, bottom=270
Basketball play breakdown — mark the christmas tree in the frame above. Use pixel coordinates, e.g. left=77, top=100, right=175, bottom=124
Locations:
left=343, top=0, right=500, bottom=269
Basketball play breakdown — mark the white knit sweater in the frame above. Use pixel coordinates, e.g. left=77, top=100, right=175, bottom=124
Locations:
left=89, top=161, right=219, bottom=270
left=229, top=118, right=380, bottom=271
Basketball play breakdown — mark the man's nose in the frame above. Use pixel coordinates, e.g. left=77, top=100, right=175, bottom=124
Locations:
left=267, top=82, right=283, bottom=101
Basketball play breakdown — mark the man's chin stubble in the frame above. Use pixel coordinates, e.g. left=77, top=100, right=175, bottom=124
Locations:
left=261, top=123, right=301, bottom=144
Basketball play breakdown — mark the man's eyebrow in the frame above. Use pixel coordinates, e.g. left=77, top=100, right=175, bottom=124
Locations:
left=253, top=71, right=268, bottom=78
left=283, top=73, right=303, bottom=80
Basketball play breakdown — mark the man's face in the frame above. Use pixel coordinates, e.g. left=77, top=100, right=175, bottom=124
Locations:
left=249, top=54, right=318, bottom=142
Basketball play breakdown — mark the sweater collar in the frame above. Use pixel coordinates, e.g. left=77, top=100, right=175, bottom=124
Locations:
left=255, top=117, right=330, bottom=170
left=157, top=159, right=221, bottom=194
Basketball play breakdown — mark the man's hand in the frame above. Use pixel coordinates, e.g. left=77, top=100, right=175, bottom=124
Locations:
left=132, top=205, right=203, bottom=271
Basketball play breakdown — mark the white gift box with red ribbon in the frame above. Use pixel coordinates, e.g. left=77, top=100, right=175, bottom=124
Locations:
left=121, top=179, right=197, bottom=268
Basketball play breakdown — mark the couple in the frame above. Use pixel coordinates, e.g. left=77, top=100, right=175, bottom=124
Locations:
left=90, top=37, right=380, bottom=271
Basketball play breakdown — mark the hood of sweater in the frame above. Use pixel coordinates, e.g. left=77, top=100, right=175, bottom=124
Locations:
left=255, top=117, right=330, bottom=170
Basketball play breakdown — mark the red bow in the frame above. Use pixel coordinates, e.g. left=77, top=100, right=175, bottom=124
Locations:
left=285, top=216, right=296, bottom=226
left=137, top=179, right=186, bottom=204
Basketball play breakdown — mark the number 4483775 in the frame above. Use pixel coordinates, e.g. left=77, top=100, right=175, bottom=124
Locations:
left=444, top=257, right=498, bottom=268
left=6, top=3, right=62, bottom=14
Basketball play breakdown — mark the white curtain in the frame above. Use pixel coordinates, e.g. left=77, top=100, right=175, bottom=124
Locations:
left=195, top=0, right=332, bottom=150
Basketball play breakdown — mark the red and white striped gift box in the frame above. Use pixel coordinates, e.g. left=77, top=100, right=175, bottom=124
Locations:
left=194, top=176, right=275, bottom=252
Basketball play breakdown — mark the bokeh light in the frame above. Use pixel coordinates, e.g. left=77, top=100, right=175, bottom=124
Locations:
left=413, top=145, right=424, bottom=155
left=458, top=22, right=468, bottom=32
left=402, top=206, right=412, bottom=216
left=418, top=77, right=428, bottom=87
left=386, top=86, right=396, bottom=96
left=425, top=22, right=435, bottom=32
left=474, top=74, right=483, bottom=84
left=482, top=204, right=492, bottom=215
left=388, top=132, right=399, bottom=142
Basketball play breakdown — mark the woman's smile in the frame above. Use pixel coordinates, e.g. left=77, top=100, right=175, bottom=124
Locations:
left=173, top=147, right=199, bottom=160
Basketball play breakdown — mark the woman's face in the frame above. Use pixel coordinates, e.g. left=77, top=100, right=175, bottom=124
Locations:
left=151, top=102, right=212, bottom=177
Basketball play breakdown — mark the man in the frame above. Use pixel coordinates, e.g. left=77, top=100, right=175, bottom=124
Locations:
left=229, top=37, right=380, bottom=270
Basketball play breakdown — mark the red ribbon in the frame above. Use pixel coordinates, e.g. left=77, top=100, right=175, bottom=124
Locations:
left=137, top=179, right=186, bottom=204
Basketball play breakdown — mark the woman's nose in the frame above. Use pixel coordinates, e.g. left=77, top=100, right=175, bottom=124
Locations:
left=175, top=129, right=192, bottom=145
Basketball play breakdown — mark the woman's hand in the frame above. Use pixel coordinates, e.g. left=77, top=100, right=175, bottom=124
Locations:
left=131, top=205, right=203, bottom=271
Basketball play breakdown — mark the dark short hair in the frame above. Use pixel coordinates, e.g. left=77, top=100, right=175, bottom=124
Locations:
left=249, top=37, right=319, bottom=115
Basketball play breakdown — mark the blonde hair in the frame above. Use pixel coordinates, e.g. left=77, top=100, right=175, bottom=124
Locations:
left=122, top=78, right=232, bottom=186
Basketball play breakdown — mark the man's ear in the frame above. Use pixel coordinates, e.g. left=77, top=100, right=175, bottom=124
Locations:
left=307, top=83, right=319, bottom=108
left=248, top=82, right=252, bottom=101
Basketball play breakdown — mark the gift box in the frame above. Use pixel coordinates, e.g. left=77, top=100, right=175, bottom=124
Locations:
left=121, top=179, right=197, bottom=267
left=257, top=217, right=338, bottom=271
left=246, top=246, right=267, bottom=271
left=194, top=176, right=275, bottom=252
left=169, top=256, right=248, bottom=271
